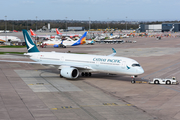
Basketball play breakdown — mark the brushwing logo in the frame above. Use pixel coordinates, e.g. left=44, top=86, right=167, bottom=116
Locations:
left=126, top=66, right=130, bottom=70
left=25, top=34, right=34, bottom=50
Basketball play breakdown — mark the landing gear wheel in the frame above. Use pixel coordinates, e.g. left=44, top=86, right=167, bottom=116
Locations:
left=131, top=77, right=136, bottom=84
left=131, top=80, right=135, bottom=84
left=88, top=72, right=92, bottom=76
left=81, top=72, right=85, bottom=76
left=60, top=74, right=63, bottom=78
left=81, top=72, right=92, bottom=77
left=85, top=72, right=89, bottom=76
left=59, top=44, right=62, bottom=48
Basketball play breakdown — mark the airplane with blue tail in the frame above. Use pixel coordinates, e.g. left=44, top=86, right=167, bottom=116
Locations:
left=53, top=31, right=87, bottom=48
left=0, top=30, right=144, bottom=83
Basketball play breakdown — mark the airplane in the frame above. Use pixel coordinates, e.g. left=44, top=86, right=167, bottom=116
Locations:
left=43, top=38, right=62, bottom=46
left=30, top=29, right=60, bottom=40
left=0, top=30, right=144, bottom=83
left=0, top=36, right=21, bottom=42
left=13, top=30, right=18, bottom=32
left=86, top=39, right=95, bottom=45
left=56, top=28, right=81, bottom=37
left=53, top=32, right=87, bottom=48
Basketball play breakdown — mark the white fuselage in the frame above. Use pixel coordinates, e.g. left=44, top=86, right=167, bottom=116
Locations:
left=0, top=36, right=21, bottom=42
left=62, top=39, right=76, bottom=46
left=43, top=39, right=62, bottom=45
left=26, top=52, right=144, bottom=76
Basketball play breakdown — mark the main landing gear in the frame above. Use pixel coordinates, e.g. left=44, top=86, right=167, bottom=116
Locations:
left=131, top=75, right=137, bottom=84
left=81, top=72, right=91, bottom=77
left=59, top=44, right=66, bottom=48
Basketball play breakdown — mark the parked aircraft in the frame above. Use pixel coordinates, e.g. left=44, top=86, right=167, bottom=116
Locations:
left=43, top=38, right=62, bottom=46
left=0, top=36, right=21, bottom=42
left=53, top=32, right=87, bottom=48
left=30, top=29, right=60, bottom=40
left=0, top=30, right=144, bottom=83
left=56, top=28, right=81, bottom=37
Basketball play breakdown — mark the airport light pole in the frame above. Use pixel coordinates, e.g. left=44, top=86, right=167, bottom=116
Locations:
left=36, top=16, right=37, bottom=31
left=89, top=17, right=91, bottom=39
left=126, top=16, right=127, bottom=31
left=36, top=16, right=37, bottom=45
left=107, top=18, right=109, bottom=29
left=66, top=17, right=67, bottom=36
left=5, top=16, right=7, bottom=42
left=27, top=19, right=28, bottom=30
left=12, top=20, right=14, bottom=31
left=89, top=17, right=91, bottom=31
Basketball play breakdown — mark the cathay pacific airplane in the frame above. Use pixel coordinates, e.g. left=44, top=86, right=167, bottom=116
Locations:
left=0, top=30, right=144, bottom=83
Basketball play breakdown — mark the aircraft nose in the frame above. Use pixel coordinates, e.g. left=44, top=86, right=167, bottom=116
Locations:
left=137, top=67, right=144, bottom=74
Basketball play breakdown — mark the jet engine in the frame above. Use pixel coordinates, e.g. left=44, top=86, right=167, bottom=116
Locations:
left=60, top=67, right=79, bottom=79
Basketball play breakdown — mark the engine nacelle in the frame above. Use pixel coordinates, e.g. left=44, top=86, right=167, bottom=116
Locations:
left=60, top=67, right=79, bottom=79
left=54, top=44, right=59, bottom=48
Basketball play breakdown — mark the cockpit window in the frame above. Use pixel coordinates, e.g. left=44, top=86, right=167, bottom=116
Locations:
left=132, top=64, right=141, bottom=67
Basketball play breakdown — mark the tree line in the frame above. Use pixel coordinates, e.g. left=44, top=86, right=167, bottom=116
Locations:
left=0, top=20, right=179, bottom=31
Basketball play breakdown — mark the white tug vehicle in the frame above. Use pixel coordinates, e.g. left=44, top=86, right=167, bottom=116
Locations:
left=149, top=77, right=179, bottom=85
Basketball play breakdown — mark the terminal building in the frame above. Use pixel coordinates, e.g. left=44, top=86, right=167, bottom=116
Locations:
left=138, top=23, right=180, bottom=32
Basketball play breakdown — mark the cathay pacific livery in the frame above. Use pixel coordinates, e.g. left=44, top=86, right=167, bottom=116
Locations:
left=0, top=30, right=144, bottom=83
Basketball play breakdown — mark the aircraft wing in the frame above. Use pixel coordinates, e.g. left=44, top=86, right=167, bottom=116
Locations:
left=0, top=60, right=92, bottom=70
left=108, top=48, right=116, bottom=56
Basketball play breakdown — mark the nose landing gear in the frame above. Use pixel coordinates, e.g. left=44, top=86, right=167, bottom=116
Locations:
left=131, top=75, right=137, bottom=84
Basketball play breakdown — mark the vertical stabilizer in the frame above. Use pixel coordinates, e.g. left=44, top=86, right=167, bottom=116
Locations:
left=72, top=32, right=87, bottom=46
left=22, top=29, right=39, bottom=53
left=56, top=28, right=62, bottom=35
left=30, top=29, right=36, bottom=36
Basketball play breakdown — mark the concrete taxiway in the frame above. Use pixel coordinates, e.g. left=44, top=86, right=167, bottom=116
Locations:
left=0, top=55, right=155, bottom=120
left=1, top=32, right=180, bottom=120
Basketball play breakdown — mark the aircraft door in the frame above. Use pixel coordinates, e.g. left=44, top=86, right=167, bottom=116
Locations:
left=37, top=54, right=43, bottom=61
left=121, top=61, right=126, bottom=69
left=60, top=56, right=64, bottom=62
left=95, top=61, right=100, bottom=67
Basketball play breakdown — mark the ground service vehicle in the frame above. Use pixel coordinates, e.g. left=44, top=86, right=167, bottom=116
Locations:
left=149, top=77, right=179, bottom=85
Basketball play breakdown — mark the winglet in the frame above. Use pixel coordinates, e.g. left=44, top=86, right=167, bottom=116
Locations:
left=71, top=32, right=87, bottom=46
left=107, top=48, right=116, bottom=56
left=22, top=29, right=39, bottom=53
left=112, top=48, right=116, bottom=53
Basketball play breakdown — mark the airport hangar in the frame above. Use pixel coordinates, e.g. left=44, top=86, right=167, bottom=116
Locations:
left=139, top=23, right=180, bottom=32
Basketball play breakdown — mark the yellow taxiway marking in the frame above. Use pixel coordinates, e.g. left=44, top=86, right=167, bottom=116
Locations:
left=51, top=106, right=78, bottom=110
left=135, top=81, right=148, bottom=84
left=51, top=103, right=133, bottom=110
left=103, top=103, right=118, bottom=106
left=28, top=83, right=45, bottom=85
left=28, top=84, right=34, bottom=85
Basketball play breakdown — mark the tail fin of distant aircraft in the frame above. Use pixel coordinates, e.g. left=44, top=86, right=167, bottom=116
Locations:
left=22, top=29, right=39, bottom=53
left=56, top=28, right=62, bottom=35
left=30, top=29, right=36, bottom=36
left=71, top=32, right=87, bottom=46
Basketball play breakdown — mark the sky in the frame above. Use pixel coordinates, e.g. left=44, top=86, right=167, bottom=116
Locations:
left=0, top=0, right=180, bottom=21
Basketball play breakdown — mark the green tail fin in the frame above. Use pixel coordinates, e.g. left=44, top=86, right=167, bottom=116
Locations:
left=22, top=29, right=39, bottom=53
